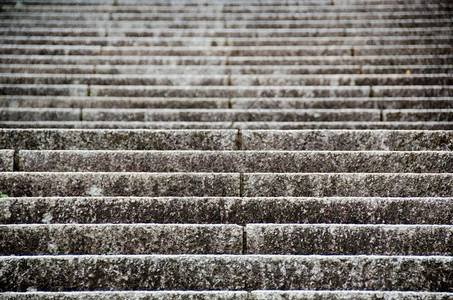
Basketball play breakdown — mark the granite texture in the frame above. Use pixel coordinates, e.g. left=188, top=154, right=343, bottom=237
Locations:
left=0, top=224, right=243, bottom=255
left=0, top=150, right=14, bottom=172
left=242, top=173, right=453, bottom=197
left=2, top=197, right=452, bottom=225
left=17, top=150, right=453, bottom=173
left=0, top=173, right=240, bottom=197
left=246, top=224, right=453, bottom=255
left=241, top=130, right=453, bottom=151
left=0, top=255, right=451, bottom=292
left=0, top=129, right=238, bottom=150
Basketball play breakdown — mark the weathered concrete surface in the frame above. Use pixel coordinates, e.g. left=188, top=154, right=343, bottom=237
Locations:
left=2, top=197, right=452, bottom=225
left=17, top=150, right=453, bottom=173
left=84, top=109, right=381, bottom=122
left=384, top=109, right=453, bottom=122
left=242, top=173, right=453, bottom=197
left=0, top=173, right=240, bottom=197
left=241, top=130, right=453, bottom=151
left=2, top=121, right=453, bottom=130
left=0, top=129, right=238, bottom=150
left=0, top=108, right=80, bottom=121
left=246, top=224, right=453, bottom=255
left=0, top=96, right=230, bottom=109
left=0, top=224, right=243, bottom=255
left=0, top=255, right=451, bottom=292
left=0, top=150, right=14, bottom=172
left=250, top=291, right=453, bottom=300
left=1, top=291, right=249, bottom=300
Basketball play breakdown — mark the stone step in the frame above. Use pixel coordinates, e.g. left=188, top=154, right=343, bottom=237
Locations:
left=2, top=74, right=452, bottom=86
left=246, top=224, right=453, bottom=255
left=1, top=45, right=451, bottom=56
left=2, top=196, right=451, bottom=225
left=2, top=26, right=451, bottom=37
left=1, top=10, right=451, bottom=22
left=16, top=150, right=453, bottom=173
left=0, top=0, right=448, bottom=5
left=3, top=108, right=451, bottom=122
left=3, top=36, right=452, bottom=47
left=2, top=129, right=452, bottom=150
left=2, top=121, right=453, bottom=130
left=2, top=18, right=451, bottom=28
left=6, top=84, right=451, bottom=97
left=2, top=55, right=450, bottom=66
left=1, top=255, right=451, bottom=292
left=0, top=149, right=14, bottom=171
left=2, top=4, right=450, bottom=13
left=1, top=96, right=452, bottom=109
left=1, top=291, right=452, bottom=300
left=1, top=224, right=451, bottom=256
left=240, top=130, right=453, bottom=151
left=0, top=224, right=243, bottom=255
left=1, top=64, right=452, bottom=75
left=0, top=172, right=451, bottom=197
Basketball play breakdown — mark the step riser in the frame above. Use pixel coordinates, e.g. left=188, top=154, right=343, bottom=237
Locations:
left=0, top=224, right=243, bottom=255
left=1, top=65, right=452, bottom=75
left=16, top=151, right=453, bottom=173
left=1, top=74, right=452, bottom=86
left=1, top=96, right=452, bottom=109
left=1, top=224, right=450, bottom=256
left=1, top=256, right=451, bottom=292
left=2, top=121, right=453, bottom=130
left=2, top=129, right=452, bottom=151
left=3, top=197, right=452, bottom=225
left=4, top=85, right=452, bottom=97
left=0, top=173, right=452, bottom=197
left=2, top=55, right=450, bottom=66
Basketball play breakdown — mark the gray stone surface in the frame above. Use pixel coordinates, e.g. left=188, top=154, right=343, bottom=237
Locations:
left=0, top=84, right=88, bottom=96
left=0, top=108, right=80, bottom=121
left=2, top=197, right=452, bottom=225
left=0, top=255, right=451, bottom=291
left=83, top=109, right=381, bottom=122
left=17, top=150, right=453, bottom=173
left=0, top=150, right=14, bottom=172
left=384, top=109, right=453, bottom=121
left=0, top=224, right=243, bottom=255
left=0, top=129, right=238, bottom=150
left=246, top=224, right=453, bottom=255
left=242, top=173, right=453, bottom=197
left=0, top=173, right=240, bottom=197
left=90, top=86, right=370, bottom=98
left=241, top=130, right=453, bottom=151
left=1, top=291, right=249, bottom=300
left=0, top=96, right=230, bottom=109
left=250, top=291, right=453, bottom=300
left=2, top=121, right=453, bottom=130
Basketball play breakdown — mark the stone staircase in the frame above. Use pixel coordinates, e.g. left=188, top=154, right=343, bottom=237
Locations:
left=0, top=0, right=452, bottom=298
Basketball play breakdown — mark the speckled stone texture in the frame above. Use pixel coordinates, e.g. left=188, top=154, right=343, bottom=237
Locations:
left=0, top=255, right=451, bottom=292
left=0, top=129, right=238, bottom=150
left=0, top=173, right=240, bottom=197
left=242, top=173, right=453, bottom=197
left=0, top=224, right=243, bottom=255
left=17, top=150, right=453, bottom=173
left=2, top=197, right=452, bottom=225
left=0, top=150, right=14, bottom=171
left=1, top=291, right=451, bottom=299
left=246, top=224, right=453, bottom=255
left=241, top=130, right=453, bottom=151
left=249, top=291, right=453, bottom=300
